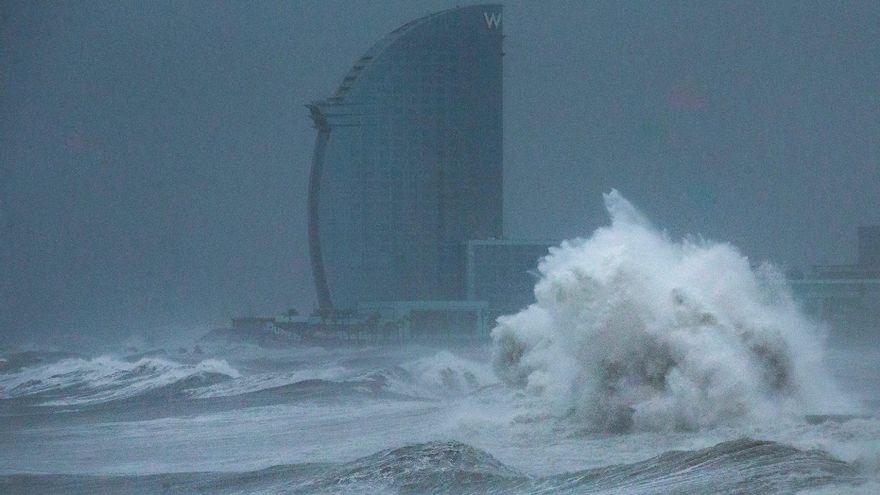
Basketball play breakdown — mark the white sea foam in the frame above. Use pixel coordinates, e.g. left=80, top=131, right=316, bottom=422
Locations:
left=0, top=355, right=239, bottom=405
left=379, top=351, right=497, bottom=399
left=187, top=366, right=351, bottom=399
left=492, top=190, right=853, bottom=432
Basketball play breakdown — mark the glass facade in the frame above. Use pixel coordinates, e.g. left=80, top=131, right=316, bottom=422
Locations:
left=308, top=5, right=504, bottom=309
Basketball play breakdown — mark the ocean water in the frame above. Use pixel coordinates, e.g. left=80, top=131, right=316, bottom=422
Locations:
left=2, top=192, right=878, bottom=494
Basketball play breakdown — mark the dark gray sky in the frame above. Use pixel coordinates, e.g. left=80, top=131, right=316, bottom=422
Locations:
left=2, top=1, right=879, bottom=347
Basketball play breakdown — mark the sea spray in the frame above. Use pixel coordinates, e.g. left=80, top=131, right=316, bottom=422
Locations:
left=381, top=351, right=497, bottom=399
left=492, top=190, right=851, bottom=431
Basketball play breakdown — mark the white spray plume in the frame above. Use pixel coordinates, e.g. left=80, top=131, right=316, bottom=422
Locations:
left=492, top=190, right=852, bottom=432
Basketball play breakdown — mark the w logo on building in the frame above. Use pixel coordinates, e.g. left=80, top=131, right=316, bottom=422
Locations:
left=483, top=11, right=502, bottom=29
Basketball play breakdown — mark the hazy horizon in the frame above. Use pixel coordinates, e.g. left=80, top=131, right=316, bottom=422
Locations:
left=2, top=0, right=879, bottom=347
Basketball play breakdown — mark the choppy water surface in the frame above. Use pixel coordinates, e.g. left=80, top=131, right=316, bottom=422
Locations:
left=1, top=344, right=877, bottom=494
left=3, top=193, right=878, bottom=493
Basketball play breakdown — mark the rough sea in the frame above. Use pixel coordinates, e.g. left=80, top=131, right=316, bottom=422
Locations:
left=3, top=192, right=878, bottom=494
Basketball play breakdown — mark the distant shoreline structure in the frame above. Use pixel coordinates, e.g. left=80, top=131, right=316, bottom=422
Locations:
left=225, top=226, right=879, bottom=346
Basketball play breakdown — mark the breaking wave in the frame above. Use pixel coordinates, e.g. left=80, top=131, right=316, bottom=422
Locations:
left=492, top=190, right=853, bottom=432
left=366, top=351, right=496, bottom=399
left=186, top=351, right=493, bottom=400
left=0, top=349, right=494, bottom=406
left=187, top=366, right=351, bottom=399
left=0, top=355, right=239, bottom=406
left=0, top=439, right=862, bottom=494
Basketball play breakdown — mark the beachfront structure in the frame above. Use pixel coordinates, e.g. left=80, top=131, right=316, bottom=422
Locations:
left=307, top=5, right=504, bottom=310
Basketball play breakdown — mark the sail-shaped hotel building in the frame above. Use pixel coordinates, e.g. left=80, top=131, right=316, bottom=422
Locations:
left=307, top=5, right=505, bottom=311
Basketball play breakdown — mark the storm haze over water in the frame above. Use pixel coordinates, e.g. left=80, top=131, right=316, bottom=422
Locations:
left=1, top=190, right=878, bottom=494
left=3, top=3, right=880, bottom=493
left=2, top=2, right=879, bottom=345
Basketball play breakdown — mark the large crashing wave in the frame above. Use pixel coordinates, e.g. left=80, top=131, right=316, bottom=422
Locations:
left=492, top=190, right=851, bottom=432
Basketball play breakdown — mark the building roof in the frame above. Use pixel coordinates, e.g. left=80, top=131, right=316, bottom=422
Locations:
left=310, top=5, right=502, bottom=107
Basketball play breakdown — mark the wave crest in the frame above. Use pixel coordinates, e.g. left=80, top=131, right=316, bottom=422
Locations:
left=374, top=351, right=496, bottom=399
left=0, top=355, right=239, bottom=406
left=1, top=439, right=860, bottom=494
left=492, top=190, right=851, bottom=431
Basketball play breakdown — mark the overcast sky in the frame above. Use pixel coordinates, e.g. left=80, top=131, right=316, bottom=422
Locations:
left=2, top=1, right=878, bottom=347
